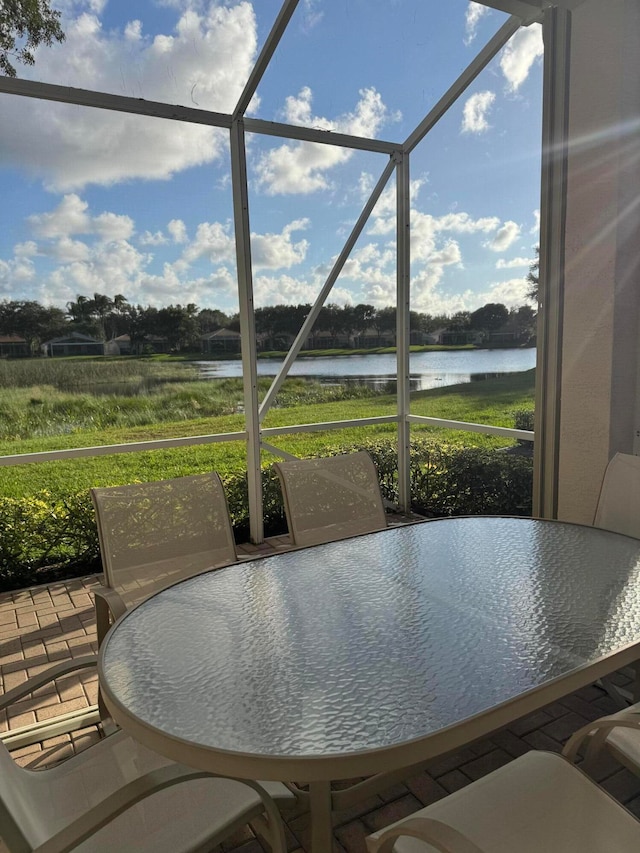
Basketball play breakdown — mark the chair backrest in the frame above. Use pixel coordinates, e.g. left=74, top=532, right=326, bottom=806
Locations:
left=273, top=451, right=387, bottom=548
left=593, top=452, right=640, bottom=538
left=91, top=472, right=237, bottom=608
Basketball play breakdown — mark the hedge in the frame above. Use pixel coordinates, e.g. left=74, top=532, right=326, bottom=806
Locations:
left=0, top=439, right=533, bottom=592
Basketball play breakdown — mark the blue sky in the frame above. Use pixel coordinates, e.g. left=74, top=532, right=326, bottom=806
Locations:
left=0, top=0, right=543, bottom=317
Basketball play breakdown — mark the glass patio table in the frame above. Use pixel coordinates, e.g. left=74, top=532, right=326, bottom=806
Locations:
left=99, top=516, right=640, bottom=851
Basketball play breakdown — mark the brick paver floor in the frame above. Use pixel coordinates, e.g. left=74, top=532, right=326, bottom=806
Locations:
left=1, top=538, right=639, bottom=853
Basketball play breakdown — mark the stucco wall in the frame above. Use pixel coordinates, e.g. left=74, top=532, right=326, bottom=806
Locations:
left=556, top=0, right=640, bottom=524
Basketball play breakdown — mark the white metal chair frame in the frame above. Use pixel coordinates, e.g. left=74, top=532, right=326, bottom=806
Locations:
left=0, top=667, right=291, bottom=853
left=593, top=452, right=640, bottom=708
left=273, top=450, right=388, bottom=548
left=366, top=744, right=640, bottom=852
left=91, top=471, right=238, bottom=647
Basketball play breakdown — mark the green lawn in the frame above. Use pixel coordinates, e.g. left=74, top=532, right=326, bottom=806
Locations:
left=0, top=370, right=535, bottom=500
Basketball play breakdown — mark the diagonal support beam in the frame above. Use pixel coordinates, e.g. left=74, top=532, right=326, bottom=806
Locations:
left=258, top=154, right=399, bottom=422
left=233, top=0, right=300, bottom=121
left=404, top=16, right=522, bottom=154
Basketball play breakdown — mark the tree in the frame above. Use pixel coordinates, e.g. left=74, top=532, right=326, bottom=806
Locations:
left=90, top=292, right=114, bottom=340
left=469, top=303, right=509, bottom=333
left=527, top=247, right=540, bottom=302
left=1, top=0, right=65, bottom=77
left=0, top=299, right=66, bottom=353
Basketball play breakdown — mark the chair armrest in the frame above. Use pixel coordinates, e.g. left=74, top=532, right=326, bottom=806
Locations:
left=36, top=766, right=288, bottom=853
left=563, top=712, right=640, bottom=764
left=94, top=587, right=127, bottom=647
left=367, top=817, right=485, bottom=853
left=0, top=657, right=98, bottom=711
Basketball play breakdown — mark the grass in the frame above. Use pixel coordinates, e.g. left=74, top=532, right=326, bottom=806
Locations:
left=0, top=367, right=535, bottom=500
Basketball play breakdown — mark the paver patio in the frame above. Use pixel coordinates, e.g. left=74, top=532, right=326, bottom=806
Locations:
left=1, top=537, right=640, bottom=853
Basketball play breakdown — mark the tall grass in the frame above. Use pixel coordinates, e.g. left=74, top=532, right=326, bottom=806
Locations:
left=0, top=359, right=382, bottom=441
left=0, top=358, right=197, bottom=391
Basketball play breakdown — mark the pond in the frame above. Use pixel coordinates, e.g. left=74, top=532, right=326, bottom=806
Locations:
left=196, top=348, right=537, bottom=392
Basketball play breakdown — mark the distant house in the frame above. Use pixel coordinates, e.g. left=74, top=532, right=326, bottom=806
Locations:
left=105, top=334, right=171, bottom=355
left=201, top=328, right=242, bottom=353
left=0, top=335, right=29, bottom=358
left=437, top=329, right=483, bottom=346
left=351, top=326, right=395, bottom=348
left=41, top=333, right=104, bottom=357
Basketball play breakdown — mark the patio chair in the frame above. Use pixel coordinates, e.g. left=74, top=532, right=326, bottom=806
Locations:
left=365, top=750, right=640, bottom=852
left=0, top=668, right=292, bottom=853
left=273, top=450, right=387, bottom=548
left=91, top=472, right=238, bottom=646
left=563, top=704, right=640, bottom=779
left=593, top=453, right=640, bottom=705
left=593, top=452, right=640, bottom=539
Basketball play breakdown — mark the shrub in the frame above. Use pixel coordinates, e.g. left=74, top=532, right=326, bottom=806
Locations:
left=0, top=491, right=101, bottom=591
left=0, top=440, right=533, bottom=591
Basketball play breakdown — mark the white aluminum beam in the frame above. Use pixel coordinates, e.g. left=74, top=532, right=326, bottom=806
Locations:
left=260, top=441, right=300, bottom=461
left=0, top=77, right=231, bottom=128
left=407, top=415, right=534, bottom=442
left=479, top=0, right=586, bottom=21
left=404, top=16, right=521, bottom=154
left=244, top=117, right=399, bottom=154
left=533, top=6, right=571, bottom=519
left=230, top=119, right=263, bottom=543
left=233, top=0, right=300, bottom=120
left=262, top=416, right=398, bottom=437
left=0, top=431, right=246, bottom=466
left=259, top=154, right=398, bottom=421
left=396, top=153, right=411, bottom=512
left=477, top=1, right=544, bottom=24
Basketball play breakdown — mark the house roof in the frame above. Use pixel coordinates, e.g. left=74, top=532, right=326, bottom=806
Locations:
left=201, top=328, right=241, bottom=339
left=0, top=335, right=27, bottom=343
left=43, top=332, right=102, bottom=345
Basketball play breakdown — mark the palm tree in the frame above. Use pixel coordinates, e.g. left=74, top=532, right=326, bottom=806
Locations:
left=91, top=293, right=114, bottom=340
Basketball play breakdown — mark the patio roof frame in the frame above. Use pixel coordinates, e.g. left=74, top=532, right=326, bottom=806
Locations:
left=0, top=0, right=560, bottom=540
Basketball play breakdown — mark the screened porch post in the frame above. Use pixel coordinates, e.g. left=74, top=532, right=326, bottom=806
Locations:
left=533, top=5, right=571, bottom=519
left=230, top=119, right=263, bottom=543
left=396, top=152, right=411, bottom=512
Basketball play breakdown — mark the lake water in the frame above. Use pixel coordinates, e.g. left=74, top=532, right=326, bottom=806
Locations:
left=196, top=348, right=536, bottom=392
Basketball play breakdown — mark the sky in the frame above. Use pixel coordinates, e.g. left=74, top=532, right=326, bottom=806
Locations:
left=0, top=0, right=544, bottom=318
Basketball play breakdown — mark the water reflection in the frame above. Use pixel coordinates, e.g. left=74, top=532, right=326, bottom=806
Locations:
left=196, top=349, right=536, bottom=392
left=333, top=371, right=509, bottom=392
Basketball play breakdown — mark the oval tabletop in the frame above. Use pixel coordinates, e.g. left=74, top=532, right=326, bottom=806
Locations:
left=99, top=517, right=640, bottom=780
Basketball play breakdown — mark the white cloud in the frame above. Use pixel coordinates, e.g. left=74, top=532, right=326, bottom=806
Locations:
left=252, top=265, right=354, bottom=308
left=0, top=255, right=36, bottom=296
left=1, top=3, right=259, bottom=190
left=28, top=194, right=91, bottom=239
left=464, top=2, right=489, bottom=45
left=168, top=219, right=188, bottom=244
left=487, top=220, right=520, bottom=252
left=93, top=212, right=135, bottom=242
left=139, top=231, right=168, bottom=246
left=47, top=238, right=92, bottom=263
left=252, top=219, right=310, bottom=270
left=476, top=276, right=530, bottom=308
left=500, top=25, right=543, bottom=92
left=433, top=212, right=500, bottom=234
left=255, top=87, right=393, bottom=195
left=461, top=91, right=496, bottom=134
left=301, top=0, right=324, bottom=33
left=496, top=256, right=531, bottom=269
left=181, top=221, right=236, bottom=266
left=531, top=209, right=540, bottom=234
left=14, top=242, right=38, bottom=258
left=28, top=194, right=134, bottom=243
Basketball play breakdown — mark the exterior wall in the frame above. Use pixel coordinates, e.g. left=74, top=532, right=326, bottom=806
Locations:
left=556, top=0, right=640, bottom=523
